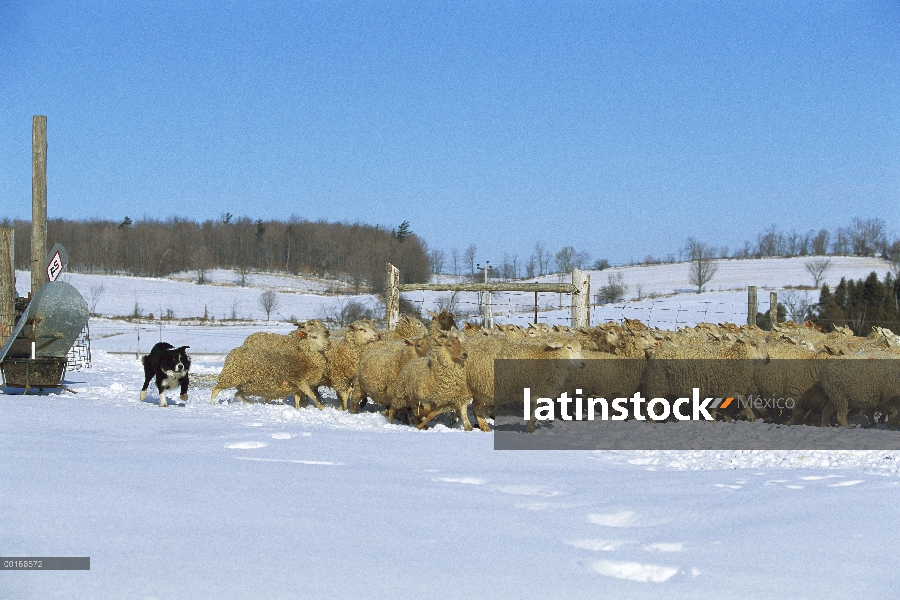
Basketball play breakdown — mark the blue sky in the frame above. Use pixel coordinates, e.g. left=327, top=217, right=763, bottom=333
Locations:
left=1, top=1, right=897, bottom=267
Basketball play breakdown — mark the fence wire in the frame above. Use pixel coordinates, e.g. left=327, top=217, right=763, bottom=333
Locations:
left=402, top=290, right=748, bottom=330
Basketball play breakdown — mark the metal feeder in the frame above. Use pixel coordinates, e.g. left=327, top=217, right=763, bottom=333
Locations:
left=0, top=281, right=89, bottom=393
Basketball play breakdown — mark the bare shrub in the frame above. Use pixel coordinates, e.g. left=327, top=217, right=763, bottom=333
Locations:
left=805, top=258, right=832, bottom=288
left=259, top=289, right=280, bottom=322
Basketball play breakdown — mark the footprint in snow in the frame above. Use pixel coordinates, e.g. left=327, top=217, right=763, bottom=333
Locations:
left=226, top=441, right=268, bottom=449
left=591, top=559, right=679, bottom=583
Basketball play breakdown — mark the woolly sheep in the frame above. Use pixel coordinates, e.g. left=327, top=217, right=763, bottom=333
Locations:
left=324, top=319, right=380, bottom=411
left=464, top=335, right=585, bottom=432
left=388, top=333, right=471, bottom=430
left=210, top=342, right=328, bottom=409
left=749, top=336, right=829, bottom=425
left=642, top=334, right=770, bottom=421
left=426, top=309, right=457, bottom=336
left=354, top=337, right=433, bottom=412
left=818, top=356, right=900, bottom=427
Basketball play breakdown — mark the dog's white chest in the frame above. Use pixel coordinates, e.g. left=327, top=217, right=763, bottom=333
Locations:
left=161, top=370, right=183, bottom=390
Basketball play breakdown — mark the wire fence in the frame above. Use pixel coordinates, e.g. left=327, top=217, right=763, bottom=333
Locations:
left=400, top=290, right=750, bottom=330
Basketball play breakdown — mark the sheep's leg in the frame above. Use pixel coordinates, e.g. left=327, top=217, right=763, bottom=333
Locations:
left=836, top=401, right=850, bottom=428
left=820, top=399, right=837, bottom=427
left=885, top=410, right=900, bottom=429
left=416, top=409, right=443, bottom=430
left=458, top=406, right=474, bottom=431
left=472, top=399, right=492, bottom=432
left=210, top=387, right=220, bottom=405
left=387, top=405, right=397, bottom=424
left=298, top=383, right=323, bottom=410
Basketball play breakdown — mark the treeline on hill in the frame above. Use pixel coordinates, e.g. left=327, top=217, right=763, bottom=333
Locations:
left=433, top=217, right=899, bottom=280
left=814, top=271, right=900, bottom=336
left=1, top=216, right=430, bottom=293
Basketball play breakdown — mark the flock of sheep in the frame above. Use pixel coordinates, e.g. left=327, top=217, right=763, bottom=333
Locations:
left=208, top=309, right=900, bottom=431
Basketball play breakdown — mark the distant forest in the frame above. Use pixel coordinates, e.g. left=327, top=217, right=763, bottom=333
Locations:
left=1, top=215, right=431, bottom=293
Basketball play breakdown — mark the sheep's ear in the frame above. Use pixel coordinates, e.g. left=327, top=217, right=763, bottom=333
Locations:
left=426, top=309, right=438, bottom=317
left=545, top=341, right=563, bottom=350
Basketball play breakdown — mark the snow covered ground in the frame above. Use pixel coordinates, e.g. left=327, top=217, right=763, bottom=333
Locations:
left=3, top=257, right=900, bottom=597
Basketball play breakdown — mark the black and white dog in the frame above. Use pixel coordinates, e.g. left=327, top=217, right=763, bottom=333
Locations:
left=140, top=343, right=191, bottom=407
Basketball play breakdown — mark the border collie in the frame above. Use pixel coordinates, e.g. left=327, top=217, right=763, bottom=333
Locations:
left=140, top=343, right=191, bottom=407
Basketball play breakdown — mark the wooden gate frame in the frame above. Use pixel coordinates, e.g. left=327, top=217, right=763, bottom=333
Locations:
left=385, top=263, right=590, bottom=330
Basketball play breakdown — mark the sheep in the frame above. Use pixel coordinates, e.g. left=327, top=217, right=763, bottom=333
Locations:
left=243, top=330, right=329, bottom=354
left=641, top=334, right=770, bottom=422
left=293, top=319, right=330, bottom=338
left=818, top=356, right=900, bottom=428
left=324, top=319, right=380, bottom=411
left=426, top=309, right=457, bottom=336
left=749, top=337, right=829, bottom=425
left=210, top=340, right=328, bottom=409
left=464, top=335, right=586, bottom=432
left=240, top=330, right=331, bottom=404
left=564, top=327, right=658, bottom=414
left=379, top=315, right=428, bottom=341
left=354, top=336, right=433, bottom=414
left=388, top=333, right=471, bottom=430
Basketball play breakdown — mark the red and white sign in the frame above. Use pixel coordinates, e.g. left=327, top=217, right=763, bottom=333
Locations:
left=46, top=251, right=64, bottom=282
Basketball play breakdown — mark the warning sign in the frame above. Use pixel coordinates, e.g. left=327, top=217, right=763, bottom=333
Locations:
left=46, top=252, right=63, bottom=282
left=43, top=244, right=69, bottom=282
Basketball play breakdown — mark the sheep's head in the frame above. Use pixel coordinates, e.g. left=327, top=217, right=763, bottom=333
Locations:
left=403, top=337, right=433, bottom=357
left=349, top=320, right=380, bottom=343
left=435, top=334, right=467, bottom=365
left=736, top=335, right=770, bottom=363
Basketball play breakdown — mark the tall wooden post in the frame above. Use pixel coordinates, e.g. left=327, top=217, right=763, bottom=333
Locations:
left=747, top=286, right=757, bottom=326
left=385, top=263, right=400, bottom=330
left=31, top=116, right=47, bottom=295
left=483, top=263, right=492, bottom=329
left=571, top=268, right=590, bottom=328
left=0, top=228, right=14, bottom=340
left=770, top=291, right=778, bottom=328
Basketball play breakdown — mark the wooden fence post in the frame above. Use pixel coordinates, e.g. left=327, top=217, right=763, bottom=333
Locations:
left=0, top=228, right=14, bottom=341
left=484, top=263, right=493, bottom=329
left=770, top=291, right=778, bottom=328
left=747, top=286, right=757, bottom=326
left=31, top=115, right=47, bottom=296
left=571, top=268, right=590, bottom=328
left=385, top=262, right=400, bottom=330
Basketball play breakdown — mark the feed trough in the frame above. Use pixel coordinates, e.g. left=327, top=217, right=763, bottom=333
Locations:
left=0, top=281, right=89, bottom=392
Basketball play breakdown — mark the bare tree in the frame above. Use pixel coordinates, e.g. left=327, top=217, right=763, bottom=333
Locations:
left=595, top=272, right=628, bottom=304
left=87, top=283, right=105, bottom=315
left=555, top=246, right=576, bottom=274
left=686, top=238, right=718, bottom=293
left=463, top=244, right=477, bottom=278
left=782, top=291, right=815, bottom=323
left=805, top=258, right=832, bottom=288
left=258, top=288, right=280, bottom=322
left=429, top=249, right=445, bottom=275
left=450, top=248, right=459, bottom=275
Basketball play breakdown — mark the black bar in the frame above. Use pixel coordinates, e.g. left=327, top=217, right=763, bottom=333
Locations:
left=0, top=557, right=90, bottom=570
